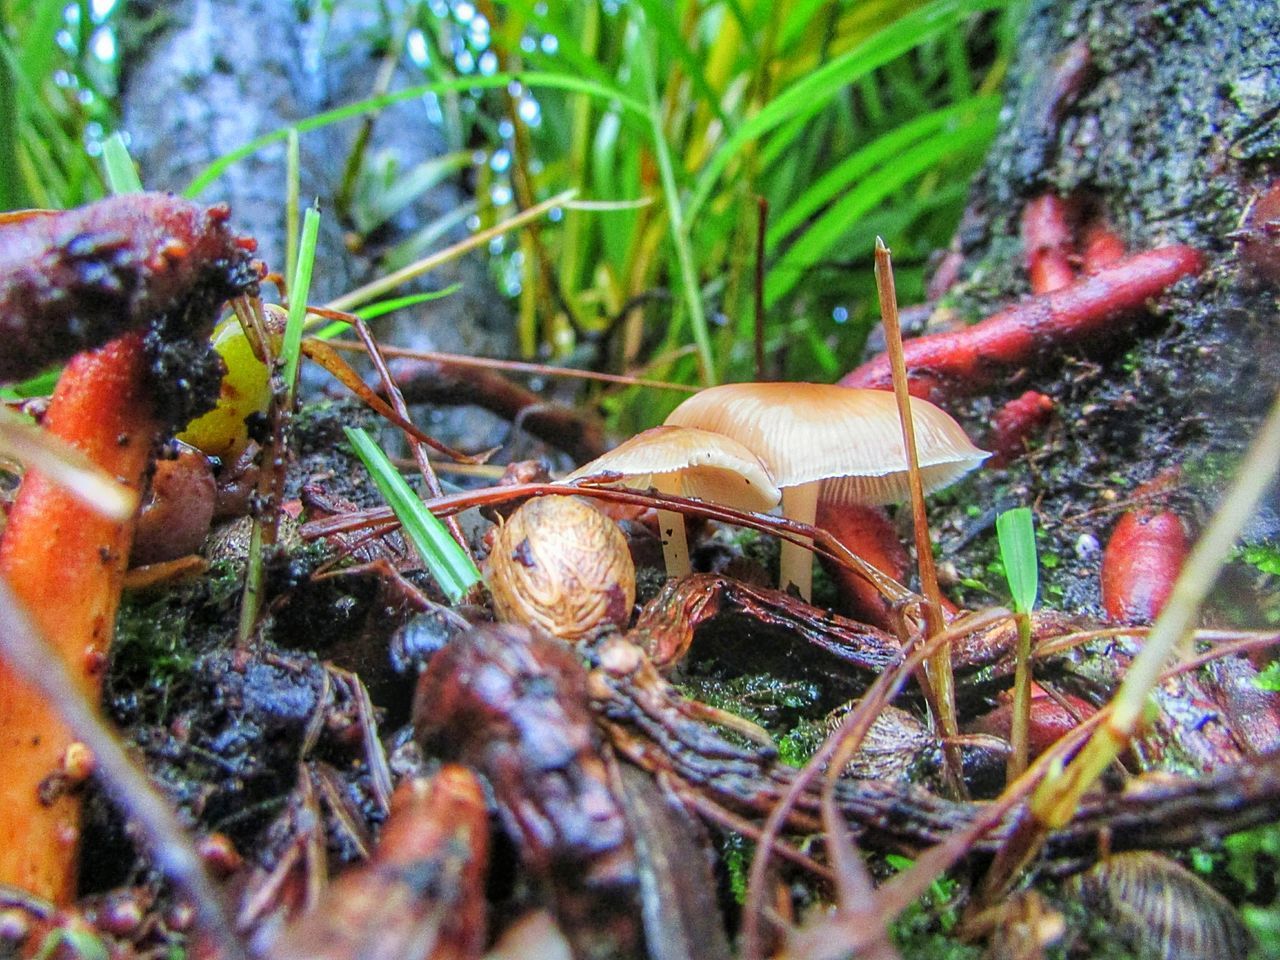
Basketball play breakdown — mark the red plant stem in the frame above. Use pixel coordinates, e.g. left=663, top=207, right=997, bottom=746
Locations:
left=1080, top=220, right=1127, bottom=273
left=989, top=390, right=1055, bottom=468
left=1101, top=506, right=1190, bottom=624
left=0, top=332, right=160, bottom=903
left=839, top=245, right=1206, bottom=404
left=1022, top=195, right=1077, bottom=294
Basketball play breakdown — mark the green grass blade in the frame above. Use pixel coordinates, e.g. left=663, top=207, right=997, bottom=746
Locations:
left=0, top=2, right=28, bottom=210
left=282, top=206, right=321, bottom=401
left=687, top=0, right=1005, bottom=223
left=312, top=286, right=462, bottom=339
left=497, top=0, right=620, bottom=90
left=766, top=104, right=997, bottom=306
left=996, top=506, right=1038, bottom=614
left=102, top=132, right=143, bottom=195
left=634, top=0, right=733, bottom=132
left=16, top=0, right=62, bottom=97
left=184, top=72, right=647, bottom=198
left=768, top=96, right=999, bottom=246
left=343, top=426, right=481, bottom=603
left=632, top=8, right=717, bottom=386
left=351, top=150, right=472, bottom=234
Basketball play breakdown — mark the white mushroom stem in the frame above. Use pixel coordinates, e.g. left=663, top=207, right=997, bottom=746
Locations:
left=652, top=473, right=691, bottom=578
left=779, top=482, right=819, bottom=601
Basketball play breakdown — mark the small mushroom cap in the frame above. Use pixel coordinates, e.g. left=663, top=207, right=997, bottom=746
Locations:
left=664, top=382, right=989, bottom=504
left=561, top=425, right=781, bottom=512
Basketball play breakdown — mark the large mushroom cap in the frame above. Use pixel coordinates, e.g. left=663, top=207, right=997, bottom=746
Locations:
left=664, top=382, right=988, bottom=504
left=562, top=424, right=781, bottom=511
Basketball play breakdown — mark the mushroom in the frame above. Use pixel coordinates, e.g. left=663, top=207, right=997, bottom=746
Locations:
left=665, top=382, right=988, bottom=600
left=561, top=425, right=781, bottom=577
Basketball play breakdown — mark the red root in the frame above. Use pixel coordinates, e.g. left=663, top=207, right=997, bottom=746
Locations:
left=1239, top=180, right=1280, bottom=284
left=815, top=502, right=910, bottom=630
left=0, top=193, right=260, bottom=382
left=268, top=767, right=490, bottom=960
left=967, top=684, right=1097, bottom=759
left=1080, top=220, right=1127, bottom=273
left=132, top=441, right=217, bottom=566
left=1022, top=195, right=1077, bottom=294
left=1100, top=475, right=1190, bottom=623
left=989, top=390, right=1055, bottom=467
left=839, top=245, right=1206, bottom=403
left=815, top=501, right=963, bottom=628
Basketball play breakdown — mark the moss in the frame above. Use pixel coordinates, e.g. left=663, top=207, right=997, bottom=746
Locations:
left=109, top=557, right=244, bottom=725
left=885, top=857, right=981, bottom=960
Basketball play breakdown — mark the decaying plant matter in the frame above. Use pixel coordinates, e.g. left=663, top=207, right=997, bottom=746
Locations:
left=4, top=13, right=1280, bottom=950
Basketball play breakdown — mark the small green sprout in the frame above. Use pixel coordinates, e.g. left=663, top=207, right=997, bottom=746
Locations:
left=996, top=505, right=1038, bottom=780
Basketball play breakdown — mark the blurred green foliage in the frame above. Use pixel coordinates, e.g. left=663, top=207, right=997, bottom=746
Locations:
left=0, top=0, right=120, bottom=208
left=2, top=0, right=1021, bottom=428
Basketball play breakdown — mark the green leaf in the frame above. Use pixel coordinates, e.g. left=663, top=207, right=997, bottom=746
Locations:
left=311, top=286, right=463, bottom=340
left=184, top=72, right=647, bottom=198
left=343, top=427, right=481, bottom=603
left=687, top=0, right=1005, bottom=223
left=282, top=205, right=321, bottom=400
left=1257, top=660, right=1280, bottom=693
left=996, top=506, right=1039, bottom=614
left=1242, top=544, right=1280, bottom=576
left=102, top=132, right=143, bottom=195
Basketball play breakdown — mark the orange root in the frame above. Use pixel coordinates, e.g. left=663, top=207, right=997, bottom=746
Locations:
left=0, top=331, right=159, bottom=903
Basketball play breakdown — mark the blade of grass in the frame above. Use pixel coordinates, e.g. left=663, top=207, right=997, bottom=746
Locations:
left=311, top=286, right=462, bottom=340
left=0, top=3, right=26, bottom=209
left=184, top=73, right=647, bottom=198
left=996, top=506, right=1038, bottom=779
left=383, top=201, right=477, bottom=273
left=767, top=106, right=997, bottom=306
left=15, top=0, right=62, bottom=99
left=101, top=132, right=143, bottom=195
left=767, top=96, right=999, bottom=244
left=632, top=8, right=717, bottom=386
left=351, top=150, right=473, bottom=235
left=635, top=0, right=733, bottom=132
left=686, top=0, right=1005, bottom=224
left=325, top=188, right=575, bottom=314
left=344, top=426, right=481, bottom=603
left=282, top=205, right=321, bottom=401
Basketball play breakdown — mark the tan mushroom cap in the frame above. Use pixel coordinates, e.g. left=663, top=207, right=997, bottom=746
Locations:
left=562, top=425, right=781, bottom=511
left=664, top=382, right=988, bottom=504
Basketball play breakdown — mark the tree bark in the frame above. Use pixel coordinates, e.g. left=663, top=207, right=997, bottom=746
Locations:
left=913, top=0, right=1280, bottom=616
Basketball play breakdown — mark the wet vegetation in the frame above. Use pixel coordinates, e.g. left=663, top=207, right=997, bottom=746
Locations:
left=3, top=1, right=1280, bottom=959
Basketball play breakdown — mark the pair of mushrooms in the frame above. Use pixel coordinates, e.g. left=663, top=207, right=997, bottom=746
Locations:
left=563, top=382, right=988, bottom=601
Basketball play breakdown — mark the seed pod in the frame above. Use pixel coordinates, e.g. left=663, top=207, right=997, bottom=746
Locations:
left=1069, top=852, right=1250, bottom=960
left=487, top=495, right=636, bottom=642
